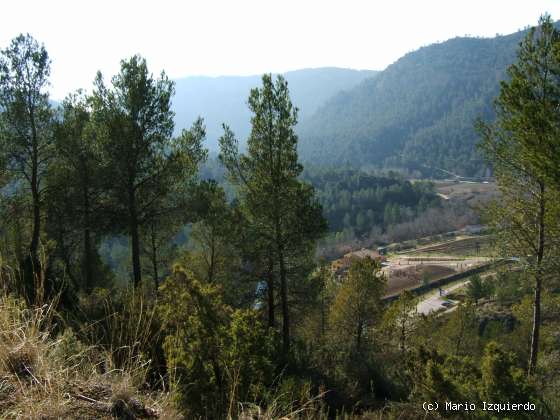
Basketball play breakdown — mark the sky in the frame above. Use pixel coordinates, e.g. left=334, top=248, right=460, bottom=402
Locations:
left=1, top=0, right=559, bottom=99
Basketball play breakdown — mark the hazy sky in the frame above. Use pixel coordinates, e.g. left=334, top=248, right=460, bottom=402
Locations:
left=2, top=0, right=559, bottom=99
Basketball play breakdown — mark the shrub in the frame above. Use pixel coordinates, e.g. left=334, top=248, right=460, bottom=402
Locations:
left=159, top=265, right=275, bottom=418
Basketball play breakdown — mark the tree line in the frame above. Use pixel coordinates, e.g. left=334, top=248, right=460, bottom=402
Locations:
left=0, top=33, right=326, bottom=356
left=302, top=167, right=440, bottom=235
left=0, top=39, right=207, bottom=299
left=1, top=15, right=560, bottom=418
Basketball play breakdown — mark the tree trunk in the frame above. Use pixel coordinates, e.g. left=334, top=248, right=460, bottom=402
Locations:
left=30, top=186, right=41, bottom=264
left=83, top=182, right=93, bottom=291
left=529, top=276, right=542, bottom=376
left=83, top=227, right=93, bottom=290
left=28, top=146, right=41, bottom=303
left=400, top=317, right=406, bottom=355
left=321, top=286, right=326, bottom=337
left=207, top=232, right=216, bottom=283
left=27, top=98, right=42, bottom=303
left=129, top=188, right=142, bottom=288
left=266, top=255, right=275, bottom=328
left=356, top=320, right=363, bottom=353
left=58, top=234, right=78, bottom=289
left=150, top=224, right=159, bottom=289
left=455, top=309, right=465, bottom=356
left=278, top=244, right=290, bottom=354
left=528, top=181, right=545, bottom=376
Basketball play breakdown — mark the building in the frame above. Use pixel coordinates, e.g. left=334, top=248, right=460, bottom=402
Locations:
left=332, top=248, right=386, bottom=277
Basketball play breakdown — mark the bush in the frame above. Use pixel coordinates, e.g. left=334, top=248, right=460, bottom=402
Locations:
left=159, top=265, right=275, bottom=418
left=466, top=274, right=494, bottom=303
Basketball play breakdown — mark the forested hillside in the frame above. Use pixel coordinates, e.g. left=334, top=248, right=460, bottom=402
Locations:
left=302, top=168, right=440, bottom=234
left=2, top=16, right=560, bottom=420
left=172, top=68, right=377, bottom=150
left=298, top=29, right=530, bottom=177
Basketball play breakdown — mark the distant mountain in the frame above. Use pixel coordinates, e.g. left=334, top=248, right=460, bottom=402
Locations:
left=297, top=28, right=533, bottom=177
left=172, top=68, right=377, bottom=151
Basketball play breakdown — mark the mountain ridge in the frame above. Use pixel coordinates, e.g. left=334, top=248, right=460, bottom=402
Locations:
left=297, top=28, right=536, bottom=177
left=171, top=67, right=378, bottom=150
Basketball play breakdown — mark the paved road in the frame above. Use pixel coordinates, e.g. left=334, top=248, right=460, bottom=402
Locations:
left=416, top=280, right=469, bottom=315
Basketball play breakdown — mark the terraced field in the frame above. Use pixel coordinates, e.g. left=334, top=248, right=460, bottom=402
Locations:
left=381, top=233, right=495, bottom=297
left=399, top=235, right=493, bottom=257
left=433, top=181, right=498, bottom=203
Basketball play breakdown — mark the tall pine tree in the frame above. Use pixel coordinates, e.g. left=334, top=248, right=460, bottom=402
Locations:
left=46, top=91, right=109, bottom=291
left=91, top=55, right=206, bottom=287
left=0, top=34, right=54, bottom=302
left=220, top=74, right=326, bottom=353
left=477, top=15, right=560, bottom=376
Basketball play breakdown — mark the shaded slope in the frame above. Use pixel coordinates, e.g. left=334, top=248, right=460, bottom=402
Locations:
left=298, top=30, right=528, bottom=177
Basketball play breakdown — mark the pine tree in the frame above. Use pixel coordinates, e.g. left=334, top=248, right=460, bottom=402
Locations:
left=0, top=34, right=54, bottom=302
left=219, top=74, right=326, bottom=353
left=46, top=91, right=109, bottom=291
left=496, top=15, right=560, bottom=190
left=329, top=256, right=385, bottom=353
left=477, top=15, right=560, bottom=375
left=91, top=56, right=206, bottom=287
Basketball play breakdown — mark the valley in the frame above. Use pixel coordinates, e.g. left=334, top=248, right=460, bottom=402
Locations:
left=1, top=10, right=559, bottom=419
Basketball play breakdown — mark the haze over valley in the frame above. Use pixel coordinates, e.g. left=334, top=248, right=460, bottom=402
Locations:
left=1, top=3, right=560, bottom=418
left=171, top=25, right=538, bottom=178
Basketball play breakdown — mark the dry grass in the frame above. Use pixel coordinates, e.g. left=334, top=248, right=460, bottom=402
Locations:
left=0, top=295, right=437, bottom=420
left=404, top=236, right=493, bottom=257
left=0, top=255, right=432, bottom=420
left=385, top=265, right=456, bottom=296
left=236, top=383, right=328, bottom=420
left=0, top=295, right=172, bottom=419
left=434, top=180, right=498, bottom=203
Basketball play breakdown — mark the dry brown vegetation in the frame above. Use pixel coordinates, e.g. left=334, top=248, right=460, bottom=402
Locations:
left=385, top=264, right=456, bottom=296
left=433, top=181, right=498, bottom=200
left=0, top=294, right=442, bottom=420
left=403, top=236, right=493, bottom=257
left=0, top=295, right=177, bottom=420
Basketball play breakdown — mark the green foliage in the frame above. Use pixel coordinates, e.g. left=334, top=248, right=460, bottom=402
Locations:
left=0, top=34, right=53, bottom=186
left=3, top=25, right=560, bottom=419
left=225, top=309, right=275, bottom=406
left=159, top=266, right=227, bottom=416
left=295, top=263, right=334, bottom=350
left=492, top=271, right=530, bottom=305
left=480, top=342, right=534, bottom=404
left=302, top=167, right=440, bottom=236
left=411, top=342, right=537, bottom=418
left=329, top=257, right=385, bottom=354
left=91, top=55, right=207, bottom=287
left=381, top=290, right=417, bottom=355
left=490, top=15, right=560, bottom=191
left=220, top=74, right=327, bottom=352
left=0, top=34, right=55, bottom=302
left=478, top=15, right=560, bottom=375
left=298, top=30, right=527, bottom=177
left=466, top=274, right=494, bottom=303
left=159, top=265, right=274, bottom=418
left=46, top=91, right=113, bottom=292
left=438, top=302, right=480, bottom=357
left=182, top=180, right=256, bottom=307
